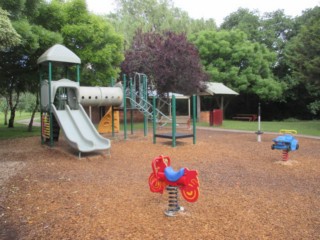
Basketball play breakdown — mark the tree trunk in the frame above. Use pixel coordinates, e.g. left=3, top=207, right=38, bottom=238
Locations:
left=3, top=96, right=9, bottom=125
left=8, top=107, right=16, bottom=128
left=28, top=93, right=39, bottom=132
left=4, top=105, right=8, bottom=125
left=8, top=91, right=20, bottom=128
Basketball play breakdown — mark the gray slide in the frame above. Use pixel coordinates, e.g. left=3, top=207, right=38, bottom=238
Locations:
left=52, top=103, right=111, bottom=153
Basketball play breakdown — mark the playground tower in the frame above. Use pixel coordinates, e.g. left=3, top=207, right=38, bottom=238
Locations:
left=38, top=44, right=123, bottom=157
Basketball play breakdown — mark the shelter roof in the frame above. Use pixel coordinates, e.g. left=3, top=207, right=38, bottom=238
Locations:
left=149, top=90, right=190, bottom=99
left=200, top=82, right=238, bottom=96
left=37, top=44, right=81, bottom=65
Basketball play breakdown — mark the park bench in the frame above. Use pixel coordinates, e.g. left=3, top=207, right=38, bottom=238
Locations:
left=232, top=114, right=257, bottom=121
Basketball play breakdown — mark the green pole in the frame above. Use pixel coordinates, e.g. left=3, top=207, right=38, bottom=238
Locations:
left=111, top=106, right=115, bottom=137
left=192, top=95, right=196, bottom=144
left=172, top=95, right=176, bottom=147
left=152, top=96, right=156, bottom=144
left=76, top=65, right=80, bottom=83
left=130, top=77, right=134, bottom=135
left=110, top=78, right=115, bottom=137
left=39, top=65, right=44, bottom=144
left=48, top=61, right=53, bottom=147
left=143, top=75, right=147, bottom=137
left=123, top=74, right=127, bottom=140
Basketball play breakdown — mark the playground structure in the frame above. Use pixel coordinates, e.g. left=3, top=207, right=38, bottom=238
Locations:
left=38, top=44, right=196, bottom=157
left=152, top=94, right=196, bottom=147
left=38, top=44, right=123, bottom=157
left=120, top=72, right=197, bottom=146
left=148, top=155, right=200, bottom=216
left=271, top=129, right=299, bottom=161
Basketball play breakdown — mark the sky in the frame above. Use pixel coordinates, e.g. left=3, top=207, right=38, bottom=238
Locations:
left=86, top=0, right=319, bottom=26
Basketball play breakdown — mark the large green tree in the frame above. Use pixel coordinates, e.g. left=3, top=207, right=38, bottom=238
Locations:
left=220, top=8, right=261, bottom=41
left=0, top=19, right=62, bottom=127
left=109, top=0, right=217, bottom=46
left=35, top=0, right=124, bottom=86
left=1, top=0, right=125, bottom=127
left=285, top=7, right=320, bottom=115
left=0, top=7, right=21, bottom=50
left=190, top=29, right=284, bottom=101
left=0, top=0, right=62, bottom=128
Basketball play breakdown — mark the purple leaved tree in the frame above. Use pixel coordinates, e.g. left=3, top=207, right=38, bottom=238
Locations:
left=121, top=30, right=208, bottom=96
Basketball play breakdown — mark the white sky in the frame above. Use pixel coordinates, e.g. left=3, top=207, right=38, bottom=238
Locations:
left=86, top=0, right=320, bottom=26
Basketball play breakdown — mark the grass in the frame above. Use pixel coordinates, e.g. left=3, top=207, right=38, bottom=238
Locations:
left=1, top=111, right=319, bottom=139
left=197, top=120, right=320, bottom=137
left=0, top=112, right=41, bottom=140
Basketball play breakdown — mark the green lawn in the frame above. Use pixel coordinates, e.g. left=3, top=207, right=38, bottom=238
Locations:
left=0, top=112, right=41, bottom=140
left=1, top=111, right=319, bottom=139
left=197, top=120, right=320, bottom=137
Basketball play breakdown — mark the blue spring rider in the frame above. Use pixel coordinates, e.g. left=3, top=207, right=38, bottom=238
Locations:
left=271, top=129, right=299, bottom=161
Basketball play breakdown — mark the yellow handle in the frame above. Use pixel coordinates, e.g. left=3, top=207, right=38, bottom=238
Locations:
left=279, top=129, right=297, bottom=134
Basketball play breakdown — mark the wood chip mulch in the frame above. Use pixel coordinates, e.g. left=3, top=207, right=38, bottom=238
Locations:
left=0, top=129, right=319, bottom=239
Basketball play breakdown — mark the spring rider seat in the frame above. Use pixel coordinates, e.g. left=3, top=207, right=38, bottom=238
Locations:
left=271, top=129, right=299, bottom=161
left=148, top=155, right=200, bottom=216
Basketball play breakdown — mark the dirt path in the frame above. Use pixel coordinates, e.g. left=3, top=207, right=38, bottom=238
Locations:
left=0, top=130, right=319, bottom=239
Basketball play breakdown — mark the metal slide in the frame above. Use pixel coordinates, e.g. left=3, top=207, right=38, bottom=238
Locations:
left=51, top=103, right=111, bottom=153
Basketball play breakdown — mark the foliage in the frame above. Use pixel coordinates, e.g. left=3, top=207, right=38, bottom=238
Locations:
left=62, top=14, right=124, bottom=86
left=0, top=0, right=62, bottom=127
left=109, top=0, right=217, bottom=46
left=0, top=19, right=62, bottom=127
left=190, top=29, right=284, bottom=101
left=0, top=7, right=21, bottom=50
left=0, top=0, right=124, bottom=129
left=35, top=0, right=124, bottom=86
left=220, top=8, right=261, bottom=41
left=18, top=92, right=38, bottom=113
left=285, top=7, right=320, bottom=116
left=121, top=30, right=208, bottom=95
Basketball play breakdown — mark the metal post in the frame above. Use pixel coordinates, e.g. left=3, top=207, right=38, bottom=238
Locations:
left=152, top=96, right=156, bottom=144
left=130, top=77, right=134, bottom=135
left=192, top=95, right=196, bottom=144
left=111, top=106, right=115, bottom=137
left=39, top=66, right=44, bottom=144
left=48, top=61, right=53, bottom=147
left=123, top=74, right=127, bottom=140
left=143, top=75, right=148, bottom=137
left=111, top=77, right=115, bottom=137
left=256, top=102, right=263, bottom=142
left=172, top=95, right=176, bottom=147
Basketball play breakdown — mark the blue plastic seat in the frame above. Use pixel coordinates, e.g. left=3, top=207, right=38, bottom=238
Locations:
left=164, top=166, right=185, bottom=182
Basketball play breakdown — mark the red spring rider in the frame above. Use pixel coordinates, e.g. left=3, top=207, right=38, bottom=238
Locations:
left=148, top=155, right=200, bottom=216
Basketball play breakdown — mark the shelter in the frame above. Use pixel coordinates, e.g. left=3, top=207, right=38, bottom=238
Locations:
left=197, top=82, right=238, bottom=121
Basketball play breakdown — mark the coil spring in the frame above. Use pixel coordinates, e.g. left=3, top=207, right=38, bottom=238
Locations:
left=166, top=185, right=180, bottom=212
left=282, top=150, right=289, bottom=161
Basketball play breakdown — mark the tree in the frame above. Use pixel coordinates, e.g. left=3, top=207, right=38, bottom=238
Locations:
left=109, top=0, right=217, bottom=47
left=190, top=29, right=284, bottom=101
left=0, top=0, right=124, bottom=128
left=285, top=7, right=320, bottom=115
left=0, top=0, right=63, bottom=128
left=121, top=30, right=208, bottom=96
left=0, top=19, right=63, bottom=128
left=0, top=7, right=21, bottom=50
left=220, top=8, right=261, bottom=41
left=35, top=0, right=124, bottom=86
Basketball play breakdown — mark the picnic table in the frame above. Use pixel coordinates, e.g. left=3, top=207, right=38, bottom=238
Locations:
left=232, top=114, right=257, bottom=121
